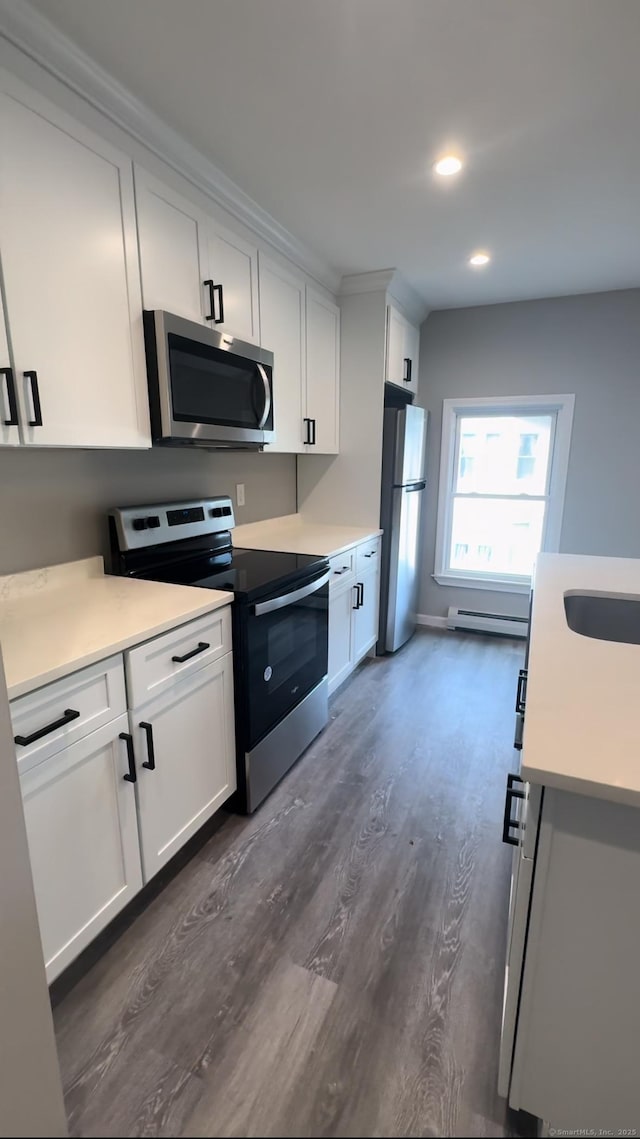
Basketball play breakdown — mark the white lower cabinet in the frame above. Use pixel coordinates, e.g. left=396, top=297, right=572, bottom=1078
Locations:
left=328, top=581, right=356, bottom=695
left=20, top=712, right=143, bottom=982
left=15, top=613, right=237, bottom=982
left=131, top=653, right=236, bottom=881
left=352, top=569, right=380, bottom=661
left=328, top=540, right=381, bottom=695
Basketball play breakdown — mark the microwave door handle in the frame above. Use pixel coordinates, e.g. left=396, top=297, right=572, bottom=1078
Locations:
left=256, top=363, right=271, bottom=430
left=253, top=571, right=330, bottom=616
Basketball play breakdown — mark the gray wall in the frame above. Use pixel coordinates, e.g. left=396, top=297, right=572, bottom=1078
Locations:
left=0, top=448, right=296, bottom=575
left=418, top=288, right=640, bottom=619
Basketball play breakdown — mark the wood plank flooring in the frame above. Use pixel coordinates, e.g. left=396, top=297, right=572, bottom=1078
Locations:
left=53, top=629, right=533, bottom=1138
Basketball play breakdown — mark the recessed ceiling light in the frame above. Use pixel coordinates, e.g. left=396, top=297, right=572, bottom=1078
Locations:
left=434, top=154, right=463, bottom=177
left=469, top=251, right=491, bottom=267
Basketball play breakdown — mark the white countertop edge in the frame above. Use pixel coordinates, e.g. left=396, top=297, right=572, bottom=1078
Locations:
left=521, top=762, right=640, bottom=810
left=233, top=515, right=383, bottom=558
left=4, top=590, right=233, bottom=702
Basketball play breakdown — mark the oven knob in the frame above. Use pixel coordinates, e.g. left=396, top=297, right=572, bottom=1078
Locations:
left=222, top=506, right=232, bottom=516
left=147, top=516, right=161, bottom=528
left=132, top=517, right=148, bottom=531
left=210, top=507, right=224, bottom=518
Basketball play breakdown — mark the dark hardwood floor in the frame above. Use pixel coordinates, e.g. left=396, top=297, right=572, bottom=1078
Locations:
left=53, top=629, right=531, bottom=1138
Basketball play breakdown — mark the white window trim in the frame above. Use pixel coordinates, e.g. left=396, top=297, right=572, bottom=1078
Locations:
left=433, top=393, right=575, bottom=593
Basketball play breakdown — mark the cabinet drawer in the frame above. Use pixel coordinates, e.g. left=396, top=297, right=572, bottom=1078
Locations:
left=11, top=655, right=126, bottom=774
left=126, top=607, right=232, bottom=708
left=329, top=549, right=355, bottom=590
left=356, top=537, right=381, bottom=576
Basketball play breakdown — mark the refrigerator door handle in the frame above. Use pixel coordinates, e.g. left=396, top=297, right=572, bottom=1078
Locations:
left=399, top=480, right=426, bottom=492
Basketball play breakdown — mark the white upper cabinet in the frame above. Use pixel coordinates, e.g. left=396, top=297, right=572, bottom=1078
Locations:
left=0, top=294, right=19, bottom=447
left=259, top=254, right=305, bottom=453
left=136, top=167, right=259, bottom=342
left=207, top=224, right=259, bottom=343
left=0, top=76, right=150, bottom=448
left=135, top=167, right=209, bottom=324
left=403, top=318, right=420, bottom=396
left=385, top=302, right=419, bottom=395
left=305, top=287, right=340, bottom=454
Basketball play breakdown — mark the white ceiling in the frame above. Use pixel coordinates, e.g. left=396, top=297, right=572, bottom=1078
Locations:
left=26, top=0, right=640, bottom=309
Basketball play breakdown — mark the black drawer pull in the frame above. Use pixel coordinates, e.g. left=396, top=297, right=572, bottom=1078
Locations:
left=140, top=721, right=156, bottom=770
left=24, top=370, right=42, bottom=427
left=403, top=357, right=412, bottom=384
left=14, top=708, right=80, bottom=747
left=515, top=668, right=528, bottom=714
left=1, top=367, right=19, bottom=426
left=502, top=771, right=526, bottom=846
left=171, top=641, right=210, bottom=664
left=120, top=732, right=137, bottom=783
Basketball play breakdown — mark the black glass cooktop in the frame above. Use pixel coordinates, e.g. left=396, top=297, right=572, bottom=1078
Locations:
left=140, top=546, right=328, bottom=602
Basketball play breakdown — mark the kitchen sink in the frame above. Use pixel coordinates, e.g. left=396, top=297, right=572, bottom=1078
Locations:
left=564, top=591, right=640, bottom=645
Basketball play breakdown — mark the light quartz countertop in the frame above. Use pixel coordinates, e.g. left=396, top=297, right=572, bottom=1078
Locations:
left=0, top=558, right=232, bottom=701
left=233, top=514, right=382, bottom=558
left=523, top=552, right=640, bottom=808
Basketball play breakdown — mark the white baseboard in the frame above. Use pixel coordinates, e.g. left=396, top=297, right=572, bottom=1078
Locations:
left=416, top=614, right=448, bottom=630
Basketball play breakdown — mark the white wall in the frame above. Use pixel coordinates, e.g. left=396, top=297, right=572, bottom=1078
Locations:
left=0, top=652, right=67, bottom=1137
left=417, top=288, right=640, bottom=619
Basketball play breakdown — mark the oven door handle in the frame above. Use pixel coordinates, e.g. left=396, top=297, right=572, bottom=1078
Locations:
left=253, top=571, right=330, bottom=616
left=256, top=363, right=272, bottom=430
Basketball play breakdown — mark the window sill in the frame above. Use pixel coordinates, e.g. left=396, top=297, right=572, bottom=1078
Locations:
left=432, top=572, right=531, bottom=595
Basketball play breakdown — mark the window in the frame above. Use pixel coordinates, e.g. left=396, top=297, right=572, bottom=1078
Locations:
left=434, top=394, right=575, bottom=592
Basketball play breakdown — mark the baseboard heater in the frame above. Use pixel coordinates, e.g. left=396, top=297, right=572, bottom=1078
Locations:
left=447, top=606, right=528, bottom=639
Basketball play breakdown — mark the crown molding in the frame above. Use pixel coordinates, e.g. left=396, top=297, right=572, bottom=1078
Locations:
left=0, top=0, right=341, bottom=294
left=340, top=269, right=429, bottom=326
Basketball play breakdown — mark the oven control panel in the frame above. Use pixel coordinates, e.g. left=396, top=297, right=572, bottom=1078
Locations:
left=110, top=497, right=235, bottom=551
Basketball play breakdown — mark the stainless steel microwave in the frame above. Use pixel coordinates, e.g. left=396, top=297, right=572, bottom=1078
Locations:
left=143, top=310, right=274, bottom=449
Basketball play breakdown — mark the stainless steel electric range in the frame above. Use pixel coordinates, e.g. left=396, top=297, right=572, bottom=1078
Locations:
left=109, top=497, right=329, bottom=812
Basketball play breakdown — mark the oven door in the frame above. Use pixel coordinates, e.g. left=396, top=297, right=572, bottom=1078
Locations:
left=145, top=310, right=274, bottom=446
left=244, top=571, right=329, bottom=748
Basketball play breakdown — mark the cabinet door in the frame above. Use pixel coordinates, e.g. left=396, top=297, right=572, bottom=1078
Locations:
left=135, top=166, right=209, bottom=324
left=207, top=224, right=259, bottom=343
left=133, top=654, right=236, bottom=881
left=353, top=570, right=381, bottom=662
left=0, top=79, right=149, bottom=448
left=0, top=295, right=19, bottom=446
left=403, top=319, right=420, bottom=396
left=259, top=254, right=305, bottom=453
left=385, top=303, right=408, bottom=389
left=305, top=287, right=340, bottom=454
left=20, top=713, right=143, bottom=982
left=328, top=582, right=356, bottom=695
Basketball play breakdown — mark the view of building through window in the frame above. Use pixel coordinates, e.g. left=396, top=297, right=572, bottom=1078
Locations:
left=449, top=413, right=553, bottom=577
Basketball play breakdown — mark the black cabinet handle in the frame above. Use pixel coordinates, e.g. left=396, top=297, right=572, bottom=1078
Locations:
left=310, top=418, right=317, bottom=445
left=514, top=713, right=524, bottom=752
left=120, top=732, right=137, bottom=783
left=140, top=721, right=156, bottom=770
left=515, top=668, right=528, bottom=714
left=303, top=417, right=312, bottom=445
left=171, top=640, right=210, bottom=663
left=502, top=772, right=526, bottom=845
left=1, top=367, right=19, bottom=427
left=24, top=371, right=42, bottom=426
left=352, top=582, right=364, bottom=609
left=352, top=584, right=360, bottom=610
left=403, top=357, right=412, bottom=384
left=203, top=280, right=224, bottom=324
left=359, top=582, right=365, bottom=606
left=14, top=707, right=80, bottom=747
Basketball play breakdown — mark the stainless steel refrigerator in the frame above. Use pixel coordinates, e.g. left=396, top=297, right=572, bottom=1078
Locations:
left=378, top=403, right=428, bottom=653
